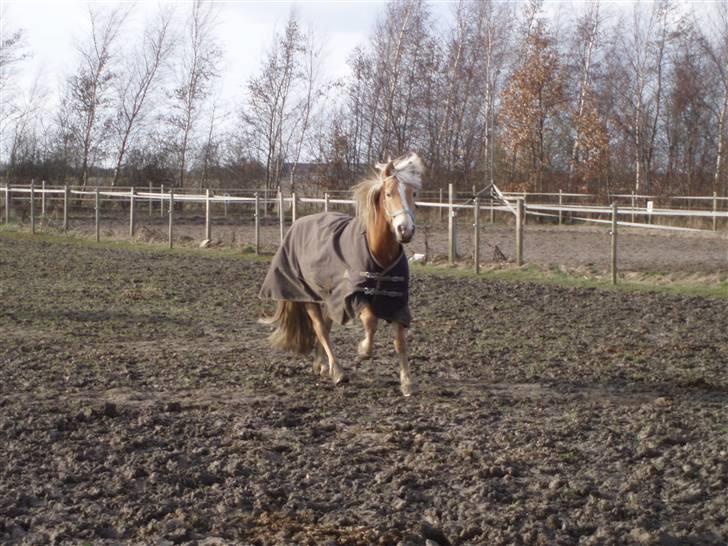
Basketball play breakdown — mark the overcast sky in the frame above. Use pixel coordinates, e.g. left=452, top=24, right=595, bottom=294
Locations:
left=2, top=0, right=421, bottom=109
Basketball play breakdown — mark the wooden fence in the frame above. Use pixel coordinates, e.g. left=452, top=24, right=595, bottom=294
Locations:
left=3, top=182, right=728, bottom=284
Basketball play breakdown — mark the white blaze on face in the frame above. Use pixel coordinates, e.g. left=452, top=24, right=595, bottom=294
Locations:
left=381, top=152, right=424, bottom=243
left=391, top=181, right=415, bottom=242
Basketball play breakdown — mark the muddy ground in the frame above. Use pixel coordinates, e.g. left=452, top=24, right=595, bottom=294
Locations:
left=1, top=233, right=728, bottom=545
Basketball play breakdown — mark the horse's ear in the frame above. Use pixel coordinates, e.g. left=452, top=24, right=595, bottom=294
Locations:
left=375, top=160, right=394, bottom=178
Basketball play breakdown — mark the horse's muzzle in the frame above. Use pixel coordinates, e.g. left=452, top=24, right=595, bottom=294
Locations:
left=397, top=224, right=415, bottom=243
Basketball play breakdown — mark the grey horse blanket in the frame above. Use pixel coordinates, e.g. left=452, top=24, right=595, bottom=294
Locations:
left=259, top=212, right=411, bottom=327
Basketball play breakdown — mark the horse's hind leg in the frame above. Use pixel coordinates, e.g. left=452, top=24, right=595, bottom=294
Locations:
left=313, top=313, right=332, bottom=377
left=357, top=305, right=378, bottom=361
left=393, top=322, right=417, bottom=397
left=305, top=303, right=346, bottom=385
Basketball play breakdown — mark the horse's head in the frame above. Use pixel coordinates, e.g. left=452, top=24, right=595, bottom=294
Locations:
left=376, top=152, right=424, bottom=244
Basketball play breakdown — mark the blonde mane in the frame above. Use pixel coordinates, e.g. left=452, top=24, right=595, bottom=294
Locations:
left=352, top=152, right=424, bottom=226
left=352, top=173, right=382, bottom=225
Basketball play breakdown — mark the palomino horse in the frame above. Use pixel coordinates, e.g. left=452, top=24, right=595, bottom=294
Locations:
left=259, top=152, right=424, bottom=396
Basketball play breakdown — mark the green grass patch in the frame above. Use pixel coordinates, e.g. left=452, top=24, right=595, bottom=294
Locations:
left=411, top=262, right=728, bottom=300
left=0, top=226, right=270, bottom=262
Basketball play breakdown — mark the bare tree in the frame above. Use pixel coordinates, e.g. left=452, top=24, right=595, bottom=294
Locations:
left=430, top=1, right=467, bottom=179
left=617, top=0, right=672, bottom=193
left=699, top=1, right=728, bottom=196
left=110, top=6, right=174, bottom=186
left=167, top=0, right=221, bottom=188
left=436, top=0, right=513, bottom=186
left=6, top=73, right=48, bottom=177
left=244, top=13, right=303, bottom=194
left=478, top=1, right=514, bottom=187
left=68, top=5, right=129, bottom=186
left=369, top=0, right=430, bottom=160
left=345, top=46, right=377, bottom=176
left=288, top=27, right=325, bottom=191
left=198, top=93, right=226, bottom=188
left=0, top=23, right=30, bottom=123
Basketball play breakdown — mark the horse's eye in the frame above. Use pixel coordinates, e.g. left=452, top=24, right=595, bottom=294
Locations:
left=413, top=192, right=418, bottom=198
left=385, top=192, right=392, bottom=198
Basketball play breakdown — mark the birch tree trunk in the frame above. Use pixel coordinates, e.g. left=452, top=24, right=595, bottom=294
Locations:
left=715, top=89, right=728, bottom=194
left=569, top=3, right=599, bottom=188
left=644, top=2, right=670, bottom=194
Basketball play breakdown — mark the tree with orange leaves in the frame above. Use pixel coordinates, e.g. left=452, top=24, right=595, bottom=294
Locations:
left=500, top=4, right=563, bottom=193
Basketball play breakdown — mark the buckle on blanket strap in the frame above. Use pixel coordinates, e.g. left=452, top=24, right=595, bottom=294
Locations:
left=356, top=287, right=404, bottom=298
left=359, top=271, right=405, bottom=282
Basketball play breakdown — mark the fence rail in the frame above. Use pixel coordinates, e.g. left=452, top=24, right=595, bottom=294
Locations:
left=3, top=182, right=726, bottom=284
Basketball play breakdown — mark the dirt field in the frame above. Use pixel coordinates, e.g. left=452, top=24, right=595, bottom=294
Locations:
left=1, top=232, right=728, bottom=545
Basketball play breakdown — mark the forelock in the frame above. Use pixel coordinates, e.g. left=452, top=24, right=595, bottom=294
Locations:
left=392, top=152, right=424, bottom=189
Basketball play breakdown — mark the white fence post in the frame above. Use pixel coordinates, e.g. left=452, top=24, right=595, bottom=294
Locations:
left=254, top=192, right=260, bottom=255
left=611, top=202, right=618, bottom=285
left=95, top=187, right=100, bottom=242
left=713, top=192, right=718, bottom=231
left=63, top=186, right=68, bottom=232
left=278, top=191, right=284, bottom=244
left=205, top=188, right=211, bottom=241
left=160, top=184, right=165, bottom=217
left=516, top=198, right=524, bottom=266
left=474, top=197, right=480, bottom=274
left=439, top=187, right=444, bottom=223
left=41, top=180, right=46, bottom=218
left=448, top=184, right=455, bottom=264
left=169, top=189, right=174, bottom=249
left=30, top=181, right=36, bottom=234
left=631, top=191, right=636, bottom=223
left=129, top=187, right=135, bottom=238
left=4, top=184, right=9, bottom=225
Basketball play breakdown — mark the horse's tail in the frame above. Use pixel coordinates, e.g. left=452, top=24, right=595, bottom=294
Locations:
left=259, top=301, right=316, bottom=355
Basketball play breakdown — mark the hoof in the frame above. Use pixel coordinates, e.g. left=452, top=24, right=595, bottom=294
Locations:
left=357, top=340, right=372, bottom=360
left=313, top=360, right=329, bottom=376
left=400, top=381, right=419, bottom=397
left=332, top=368, right=349, bottom=386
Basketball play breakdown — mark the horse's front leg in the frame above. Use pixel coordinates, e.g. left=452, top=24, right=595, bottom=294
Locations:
left=393, top=322, right=417, bottom=396
left=305, top=303, right=347, bottom=385
left=312, top=341, right=328, bottom=377
left=357, top=305, right=378, bottom=361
